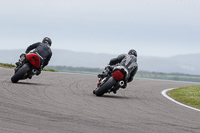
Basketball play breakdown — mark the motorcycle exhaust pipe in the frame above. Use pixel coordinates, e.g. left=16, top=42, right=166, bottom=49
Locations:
left=32, top=69, right=37, bottom=74
left=119, top=80, right=124, bottom=87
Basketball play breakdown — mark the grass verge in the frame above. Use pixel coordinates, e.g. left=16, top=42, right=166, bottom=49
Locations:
left=168, top=85, right=200, bottom=109
left=0, top=63, right=57, bottom=72
left=0, top=63, right=15, bottom=68
left=42, top=69, right=58, bottom=72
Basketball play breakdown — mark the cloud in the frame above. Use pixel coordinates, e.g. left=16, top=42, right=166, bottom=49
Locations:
left=0, top=0, right=200, bottom=56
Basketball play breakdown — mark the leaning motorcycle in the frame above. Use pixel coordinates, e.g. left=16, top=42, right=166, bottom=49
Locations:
left=11, top=53, right=41, bottom=83
left=93, top=66, right=129, bottom=96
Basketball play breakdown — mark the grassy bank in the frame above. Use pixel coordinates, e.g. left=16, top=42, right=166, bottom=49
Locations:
left=0, top=63, right=57, bottom=72
left=168, top=85, right=200, bottom=109
left=45, top=66, right=200, bottom=82
left=42, top=68, right=58, bottom=72
left=2, top=63, right=200, bottom=82
left=46, top=66, right=102, bottom=74
left=0, top=63, right=15, bottom=68
left=135, top=71, right=200, bottom=82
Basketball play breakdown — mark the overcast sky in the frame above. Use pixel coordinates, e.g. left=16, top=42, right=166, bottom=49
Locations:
left=0, top=0, right=199, bottom=57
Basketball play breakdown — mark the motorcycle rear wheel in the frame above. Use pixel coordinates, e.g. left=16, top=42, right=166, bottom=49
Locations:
left=95, top=77, right=116, bottom=96
left=11, top=64, right=30, bottom=83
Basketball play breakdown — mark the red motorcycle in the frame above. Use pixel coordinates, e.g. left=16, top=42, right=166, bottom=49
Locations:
left=93, top=66, right=129, bottom=96
left=11, top=53, right=41, bottom=83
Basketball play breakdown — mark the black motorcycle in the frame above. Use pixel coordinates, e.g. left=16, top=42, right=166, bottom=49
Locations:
left=93, top=66, right=129, bottom=96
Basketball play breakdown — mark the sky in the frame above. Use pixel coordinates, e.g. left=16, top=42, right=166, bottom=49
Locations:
left=0, top=0, right=200, bottom=57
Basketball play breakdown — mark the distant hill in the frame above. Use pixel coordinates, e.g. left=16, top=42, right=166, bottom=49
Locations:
left=139, top=54, right=200, bottom=75
left=0, top=49, right=200, bottom=75
left=0, top=49, right=116, bottom=68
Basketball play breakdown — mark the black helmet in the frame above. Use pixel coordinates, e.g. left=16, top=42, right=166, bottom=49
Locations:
left=128, top=49, right=137, bottom=57
left=42, top=37, right=52, bottom=46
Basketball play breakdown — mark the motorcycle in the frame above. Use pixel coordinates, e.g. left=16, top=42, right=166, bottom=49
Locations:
left=11, top=53, right=41, bottom=83
left=93, top=66, right=129, bottom=96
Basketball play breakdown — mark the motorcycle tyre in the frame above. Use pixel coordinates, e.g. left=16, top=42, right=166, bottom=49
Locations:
left=11, top=64, right=30, bottom=83
left=95, top=77, right=116, bottom=97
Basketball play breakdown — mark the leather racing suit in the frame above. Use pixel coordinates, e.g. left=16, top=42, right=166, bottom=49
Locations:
left=99, top=54, right=138, bottom=88
left=25, top=42, right=52, bottom=68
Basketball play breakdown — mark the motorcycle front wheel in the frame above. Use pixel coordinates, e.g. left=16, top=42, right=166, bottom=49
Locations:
left=11, top=63, right=30, bottom=83
left=95, top=77, right=116, bottom=96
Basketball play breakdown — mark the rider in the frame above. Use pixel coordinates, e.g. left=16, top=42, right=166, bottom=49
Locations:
left=98, top=49, right=138, bottom=88
left=17, top=37, right=52, bottom=75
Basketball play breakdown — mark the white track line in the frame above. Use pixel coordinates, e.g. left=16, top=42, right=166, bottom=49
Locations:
left=161, top=88, right=200, bottom=112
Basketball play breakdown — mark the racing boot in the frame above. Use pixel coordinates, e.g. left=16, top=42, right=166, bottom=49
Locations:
left=36, top=69, right=41, bottom=76
left=35, top=66, right=42, bottom=76
left=97, top=72, right=108, bottom=79
left=97, top=66, right=112, bottom=79
left=15, top=61, right=20, bottom=67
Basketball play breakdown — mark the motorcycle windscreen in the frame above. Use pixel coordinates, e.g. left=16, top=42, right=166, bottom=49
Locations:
left=112, top=70, right=124, bottom=81
left=26, top=53, right=40, bottom=68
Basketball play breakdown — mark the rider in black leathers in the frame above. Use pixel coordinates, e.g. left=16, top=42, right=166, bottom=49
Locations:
left=98, top=49, right=138, bottom=88
left=17, top=37, right=52, bottom=75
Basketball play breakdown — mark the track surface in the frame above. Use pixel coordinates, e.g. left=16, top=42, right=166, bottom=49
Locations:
left=0, top=67, right=200, bottom=133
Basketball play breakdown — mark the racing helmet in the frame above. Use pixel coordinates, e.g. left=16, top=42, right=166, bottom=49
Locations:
left=42, top=37, right=52, bottom=46
left=128, top=49, right=137, bottom=57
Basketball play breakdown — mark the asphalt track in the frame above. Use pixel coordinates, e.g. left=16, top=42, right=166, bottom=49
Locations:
left=0, top=67, right=200, bottom=133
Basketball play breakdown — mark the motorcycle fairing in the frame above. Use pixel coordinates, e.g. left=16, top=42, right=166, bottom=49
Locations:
left=112, top=70, right=124, bottom=81
left=26, top=53, right=40, bottom=68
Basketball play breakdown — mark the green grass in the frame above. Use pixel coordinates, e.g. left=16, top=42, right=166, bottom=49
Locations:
left=168, top=85, right=200, bottom=109
left=45, top=66, right=102, bottom=74
left=135, top=71, right=200, bottom=82
left=0, top=63, right=57, bottom=72
left=42, top=69, right=58, bottom=72
left=0, top=63, right=15, bottom=68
